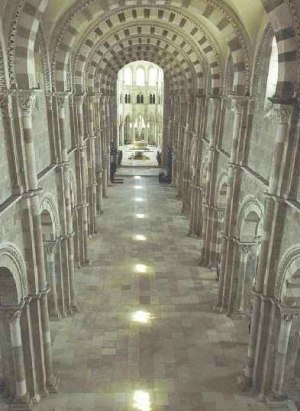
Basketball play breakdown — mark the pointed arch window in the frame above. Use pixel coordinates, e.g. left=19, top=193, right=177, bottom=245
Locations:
left=265, top=37, right=278, bottom=106
left=136, top=68, right=145, bottom=86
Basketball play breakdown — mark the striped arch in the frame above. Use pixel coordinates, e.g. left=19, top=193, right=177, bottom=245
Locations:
left=236, top=196, right=264, bottom=242
left=9, top=0, right=49, bottom=89
left=261, top=0, right=299, bottom=100
left=250, top=23, right=274, bottom=97
left=35, top=24, right=52, bottom=92
left=51, top=1, right=249, bottom=94
left=0, top=242, right=28, bottom=305
left=40, top=193, right=61, bottom=239
left=81, top=30, right=205, bottom=94
left=90, top=42, right=201, bottom=95
left=70, top=8, right=222, bottom=92
left=276, top=246, right=300, bottom=306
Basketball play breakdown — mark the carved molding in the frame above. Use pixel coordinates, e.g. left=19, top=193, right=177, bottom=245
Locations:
left=0, top=92, right=13, bottom=117
left=8, top=0, right=26, bottom=87
left=275, top=246, right=300, bottom=299
left=0, top=243, right=28, bottom=298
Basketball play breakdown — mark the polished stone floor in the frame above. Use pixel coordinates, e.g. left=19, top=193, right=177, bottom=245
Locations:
left=15, top=173, right=291, bottom=410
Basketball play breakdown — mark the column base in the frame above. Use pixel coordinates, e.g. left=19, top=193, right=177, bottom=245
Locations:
left=230, top=310, right=245, bottom=320
left=71, top=303, right=80, bottom=314
left=237, top=374, right=252, bottom=392
left=10, top=394, right=32, bottom=411
left=50, top=312, right=62, bottom=321
left=31, top=394, right=40, bottom=405
left=266, top=393, right=289, bottom=408
left=47, top=375, right=60, bottom=394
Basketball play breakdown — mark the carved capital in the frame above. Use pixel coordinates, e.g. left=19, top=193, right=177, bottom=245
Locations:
left=230, top=96, right=247, bottom=114
left=45, top=92, right=54, bottom=110
left=74, top=94, right=85, bottom=108
left=240, top=243, right=254, bottom=254
left=1, top=309, right=23, bottom=323
left=55, top=92, right=70, bottom=110
left=44, top=240, right=57, bottom=255
left=217, top=209, right=225, bottom=220
left=273, top=104, right=293, bottom=125
left=17, top=91, right=36, bottom=116
left=281, top=312, right=297, bottom=322
left=210, top=97, right=221, bottom=110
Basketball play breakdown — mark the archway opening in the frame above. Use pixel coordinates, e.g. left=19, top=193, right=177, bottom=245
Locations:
left=0, top=267, right=19, bottom=400
left=117, top=61, right=164, bottom=167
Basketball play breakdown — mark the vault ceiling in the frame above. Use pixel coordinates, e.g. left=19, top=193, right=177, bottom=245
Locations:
left=42, top=0, right=266, bottom=93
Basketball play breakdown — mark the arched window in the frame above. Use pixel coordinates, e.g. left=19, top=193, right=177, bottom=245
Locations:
left=125, top=94, right=128, bottom=104
left=136, top=68, right=145, bottom=86
left=137, top=94, right=140, bottom=104
left=265, top=37, right=278, bottom=104
left=141, top=94, right=144, bottom=104
left=152, top=94, right=155, bottom=104
left=149, top=94, right=153, bottom=104
left=124, top=67, right=132, bottom=85
left=128, top=94, right=131, bottom=104
left=149, top=68, right=157, bottom=86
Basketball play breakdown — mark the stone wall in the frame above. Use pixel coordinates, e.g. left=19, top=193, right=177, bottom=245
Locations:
left=0, top=116, right=12, bottom=203
left=32, top=92, right=51, bottom=174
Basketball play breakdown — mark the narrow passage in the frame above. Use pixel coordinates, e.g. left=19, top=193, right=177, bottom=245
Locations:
left=38, top=174, right=276, bottom=411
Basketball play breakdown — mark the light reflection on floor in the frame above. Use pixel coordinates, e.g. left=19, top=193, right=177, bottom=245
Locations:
left=132, top=310, right=152, bottom=324
left=133, top=390, right=151, bottom=411
left=136, top=213, right=145, bottom=219
left=134, top=234, right=146, bottom=241
left=135, top=264, right=147, bottom=273
left=135, top=197, right=144, bottom=202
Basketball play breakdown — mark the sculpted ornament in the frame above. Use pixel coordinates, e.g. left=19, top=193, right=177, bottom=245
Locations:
left=281, top=312, right=298, bottom=322
left=44, top=241, right=57, bottom=255
left=231, top=97, right=246, bottom=114
left=75, top=94, right=85, bottom=107
left=217, top=209, right=225, bottom=220
left=273, top=104, right=293, bottom=125
left=18, top=91, right=36, bottom=116
left=56, top=94, right=69, bottom=110
left=240, top=244, right=254, bottom=255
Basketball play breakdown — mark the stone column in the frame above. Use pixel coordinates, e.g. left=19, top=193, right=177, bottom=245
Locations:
left=234, top=244, right=253, bottom=315
left=199, top=97, right=221, bottom=265
left=75, top=94, right=89, bottom=265
left=5, top=310, right=31, bottom=410
left=45, top=93, right=58, bottom=164
left=270, top=312, right=296, bottom=401
left=44, top=241, right=60, bottom=320
left=87, top=95, right=97, bottom=235
left=94, top=94, right=104, bottom=214
left=56, top=93, right=78, bottom=311
left=0, top=312, right=15, bottom=399
left=218, top=97, right=246, bottom=310
left=17, top=90, right=58, bottom=395
left=245, top=104, right=293, bottom=392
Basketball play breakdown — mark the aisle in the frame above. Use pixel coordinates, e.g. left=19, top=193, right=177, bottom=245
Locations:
left=38, top=175, right=279, bottom=411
